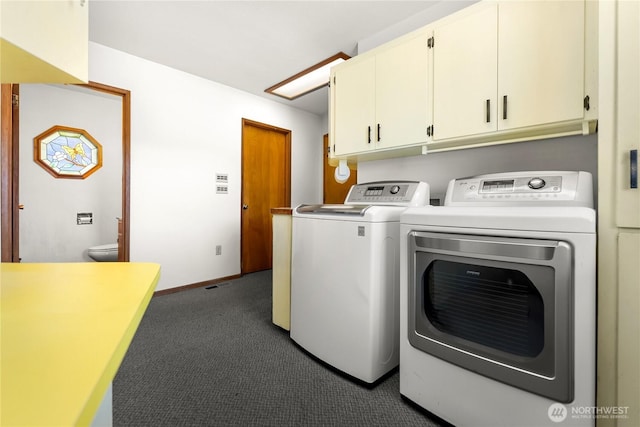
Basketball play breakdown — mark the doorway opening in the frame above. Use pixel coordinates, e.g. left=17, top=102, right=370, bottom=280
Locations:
left=0, top=81, right=131, bottom=262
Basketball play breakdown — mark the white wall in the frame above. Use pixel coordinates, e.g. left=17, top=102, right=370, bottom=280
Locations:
left=358, top=134, right=598, bottom=204
left=88, top=42, right=323, bottom=291
left=321, top=113, right=329, bottom=139
left=19, top=84, right=122, bottom=262
left=357, top=1, right=477, bottom=53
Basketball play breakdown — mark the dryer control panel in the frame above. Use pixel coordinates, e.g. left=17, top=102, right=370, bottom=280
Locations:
left=445, top=171, right=593, bottom=208
left=345, top=181, right=430, bottom=207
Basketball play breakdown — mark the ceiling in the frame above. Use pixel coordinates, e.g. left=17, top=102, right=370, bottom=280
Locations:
left=88, top=1, right=440, bottom=115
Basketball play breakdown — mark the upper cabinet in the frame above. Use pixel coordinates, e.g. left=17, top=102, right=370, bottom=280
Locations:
left=0, top=0, right=88, bottom=83
left=597, top=1, right=640, bottom=422
left=498, top=0, right=586, bottom=130
left=330, top=32, right=430, bottom=157
left=431, top=3, right=498, bottom=141
left=331, top=55, right=376, bottom=156
left=330, top=0, right=597, bottom=161
left=432, top=0, right=591, bottom=144
left=615, top=0, right=640, bottom=229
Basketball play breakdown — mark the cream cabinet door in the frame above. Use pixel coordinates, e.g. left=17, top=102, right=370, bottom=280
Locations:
left=375, top=33, right=430, bottom=150
left=613, top=3, right=640, bottom=425
left=617, top=231, right=640, bottom=427
left=331, top=56, right=376, bottom=156
left=433, top=0, right=585, bottom=141
left=498, top=0, right=585, bottom=130
left=432, top=2, right=498, bottom=141
left=616, top=0, right=640, bottom=229
left=0, top=1, right=88, bottom=83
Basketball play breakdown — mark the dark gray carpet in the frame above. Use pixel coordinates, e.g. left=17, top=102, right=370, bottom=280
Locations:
left=114, top=270, right=442, bottom=426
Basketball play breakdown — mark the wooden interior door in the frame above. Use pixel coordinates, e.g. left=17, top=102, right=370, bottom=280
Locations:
left=323, top=134, right=356, bottom=204
left=241, top=119, right=291, bottom=274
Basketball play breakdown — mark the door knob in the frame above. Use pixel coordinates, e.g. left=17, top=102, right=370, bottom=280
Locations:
left=18, top=204, right=24, bottom=210
left=242, top=204, right=249, bottom=210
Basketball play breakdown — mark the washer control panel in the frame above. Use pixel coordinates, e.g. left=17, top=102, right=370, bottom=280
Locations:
left=445, top=171, right=593, bottom=207
left=345, top=181, right=430, bottom=207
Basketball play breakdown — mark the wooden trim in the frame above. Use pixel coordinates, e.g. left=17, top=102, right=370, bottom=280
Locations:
left=121, top=86, right=131, bottom=262
left=241, top=119, right=291, bottom=137
left=32, top=125, right=104, bottom=179
left=0, top=84, right=13, bottom=261
left=322, top=133, right=328, bottom=203
left=153, top=274, right=242, bottom=297
left=82, top=81, right=130, bottom=98
left=265, top=52, right=350, bottom=100
left=270, top=207, right=292, bottom=215
left=81, top=81, right=132, bottom=262
left=10, top=85, right=19, bottom=262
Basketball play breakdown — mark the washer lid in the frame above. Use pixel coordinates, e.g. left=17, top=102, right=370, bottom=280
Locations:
left=296, top=204, right=369, bottom=216
left=294, top=204, right=408, bottom=222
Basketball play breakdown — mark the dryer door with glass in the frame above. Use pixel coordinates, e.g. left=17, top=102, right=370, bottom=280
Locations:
left=408, top=231, right=573, bottom=402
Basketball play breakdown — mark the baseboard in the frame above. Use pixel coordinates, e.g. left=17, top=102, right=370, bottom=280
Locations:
left=153, top=274, right=242, bottom=296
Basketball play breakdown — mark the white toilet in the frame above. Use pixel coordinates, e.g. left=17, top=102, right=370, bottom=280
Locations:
left=87, top=243, right=119, bottom=262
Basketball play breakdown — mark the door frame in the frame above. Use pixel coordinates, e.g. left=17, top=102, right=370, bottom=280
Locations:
left=0, top=84, right=19, bottom=261
left=240, top=118, right=291, bottom=274
left=0, top=81, right=131, bottom=262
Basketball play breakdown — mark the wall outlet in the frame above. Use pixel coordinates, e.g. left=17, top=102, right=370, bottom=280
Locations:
left=216, top=245, right=222, bottom=255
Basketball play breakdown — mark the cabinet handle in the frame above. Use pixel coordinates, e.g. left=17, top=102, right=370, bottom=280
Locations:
left=631, top=149, right=638, bottom=189
left=502, top=95, right=508, bottom=120
left=377, top=124, right=381, bottom=142
left=486, top=99, right=491, bottom=123
left=368, top=126, right=371, bottom=144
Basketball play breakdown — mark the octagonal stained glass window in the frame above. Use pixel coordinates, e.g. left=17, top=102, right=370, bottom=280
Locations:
left=34, top=125, right=103, bottom=179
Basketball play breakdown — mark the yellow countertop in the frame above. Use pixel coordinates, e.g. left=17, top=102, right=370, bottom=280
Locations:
left=0, top=262, right=161, bottom=426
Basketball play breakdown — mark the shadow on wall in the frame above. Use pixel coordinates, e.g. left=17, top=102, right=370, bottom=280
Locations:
left=357, top=134, right=598, bottom=205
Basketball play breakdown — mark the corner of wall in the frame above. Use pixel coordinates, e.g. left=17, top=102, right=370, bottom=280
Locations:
left=357, top=0, right=479, bottom=54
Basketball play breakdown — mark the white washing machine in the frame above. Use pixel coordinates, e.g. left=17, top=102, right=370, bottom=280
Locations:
left=399, top=171, right=596, bottom=426
left=291, top=181, right=430, bottom=384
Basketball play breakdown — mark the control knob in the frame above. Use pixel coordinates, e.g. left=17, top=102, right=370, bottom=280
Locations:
left=528, top=178, right=546, bottom=190
left=390, top=185, right=401, bottom=194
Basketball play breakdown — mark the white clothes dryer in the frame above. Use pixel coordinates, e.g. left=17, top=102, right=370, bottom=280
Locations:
left=291, top=181, right=430, bottom=384
left=399, top=171, right=596, bottom=426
